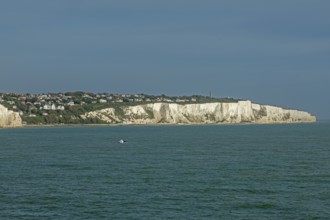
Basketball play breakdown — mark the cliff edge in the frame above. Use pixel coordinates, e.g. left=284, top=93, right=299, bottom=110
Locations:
left=0, top=104, right=22, bottom=128
left=81, top=100, right=316, bottom=125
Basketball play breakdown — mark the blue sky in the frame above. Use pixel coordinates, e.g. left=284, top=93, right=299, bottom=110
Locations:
left=1, top=0, right=329, bottom=119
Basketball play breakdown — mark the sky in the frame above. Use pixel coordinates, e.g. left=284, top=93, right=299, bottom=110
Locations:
left=0, top=0, right=329, bottom=119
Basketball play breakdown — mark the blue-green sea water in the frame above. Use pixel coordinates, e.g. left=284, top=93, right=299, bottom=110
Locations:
left=1, top=123, right=330, bottom=219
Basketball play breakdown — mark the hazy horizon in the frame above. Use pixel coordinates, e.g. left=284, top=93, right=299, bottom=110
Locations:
left=1, top=1, right=329, bottom=119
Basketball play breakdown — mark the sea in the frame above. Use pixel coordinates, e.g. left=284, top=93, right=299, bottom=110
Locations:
left=1, top=122, right=330, bottom=219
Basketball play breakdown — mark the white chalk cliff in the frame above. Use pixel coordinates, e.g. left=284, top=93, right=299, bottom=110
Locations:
left=81, top=100, right=316, bottom=125
left=0, top=104, right=22, bottom=128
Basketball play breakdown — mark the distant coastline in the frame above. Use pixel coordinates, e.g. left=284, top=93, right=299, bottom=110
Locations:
left=20, top=119, right=317, bottom=128
left=0, top=92, right=316, bottom=128
left=1, top=92, right=241, bottom=126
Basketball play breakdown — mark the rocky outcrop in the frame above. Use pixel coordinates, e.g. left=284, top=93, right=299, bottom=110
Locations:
left=81, top=100, right=316, bottom=125
left=0, top=104, right=22, bottom=128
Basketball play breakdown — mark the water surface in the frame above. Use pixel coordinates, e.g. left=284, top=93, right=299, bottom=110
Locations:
left=1, top=123, right=330, bottom=219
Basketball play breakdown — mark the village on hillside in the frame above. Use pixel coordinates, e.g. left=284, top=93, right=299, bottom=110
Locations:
left=0, top=92, right=240, bottom=125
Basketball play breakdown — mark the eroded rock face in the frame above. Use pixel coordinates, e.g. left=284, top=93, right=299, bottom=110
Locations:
left=0, top=104, right=22, bottom=128
left=81, top=100, right=316, bottom=125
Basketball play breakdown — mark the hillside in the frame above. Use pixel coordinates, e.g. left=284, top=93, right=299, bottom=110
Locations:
left=0, top=92, right=316, bottom=126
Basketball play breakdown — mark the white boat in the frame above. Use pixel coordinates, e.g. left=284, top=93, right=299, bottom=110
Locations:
left=118, top=139, right=126, bottom=144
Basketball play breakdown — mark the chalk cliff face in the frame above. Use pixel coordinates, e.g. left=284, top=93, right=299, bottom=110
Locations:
left=81, top=101, right=316, bottom=125
left=0, top=104, right=22, bottom=128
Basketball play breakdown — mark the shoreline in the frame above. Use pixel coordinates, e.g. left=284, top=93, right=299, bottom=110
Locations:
left=16, top=120, right=317, bottom=128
